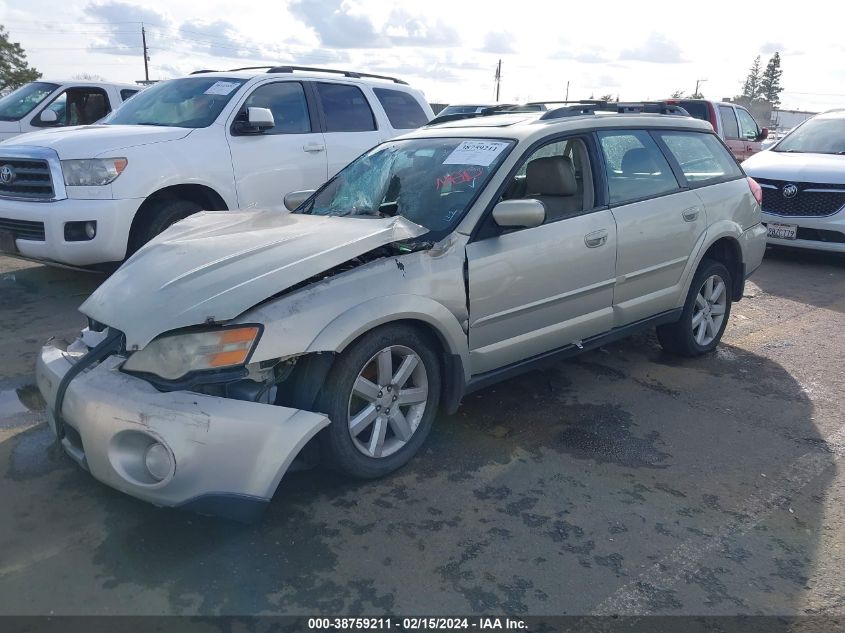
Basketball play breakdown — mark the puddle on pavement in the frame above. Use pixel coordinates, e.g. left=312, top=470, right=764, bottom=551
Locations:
left=0, top=384, right=46, bottom=429
left=7, top=424, right=66, bottom=480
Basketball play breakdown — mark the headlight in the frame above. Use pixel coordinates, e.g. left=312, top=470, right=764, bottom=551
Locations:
left=61, top=158, right=127, bottom=186
left=122, top=325, right=261, bottom=381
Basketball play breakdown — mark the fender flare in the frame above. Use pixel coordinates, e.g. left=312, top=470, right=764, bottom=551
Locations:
left=675, top=221, right=744, bottom=308
left=306, top=294, right=471, bottom=382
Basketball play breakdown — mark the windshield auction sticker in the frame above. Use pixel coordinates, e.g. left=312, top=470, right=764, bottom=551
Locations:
left=204, top=81, right=240, bottom=96
left=443, top=140, right=510, bottom=166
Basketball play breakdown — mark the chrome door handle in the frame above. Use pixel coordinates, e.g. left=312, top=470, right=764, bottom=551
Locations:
left=682, top=207, right=700, bottom=222
left=303, top=143, right=325, bottom=153
left=584, top=229, right=608, bottom=248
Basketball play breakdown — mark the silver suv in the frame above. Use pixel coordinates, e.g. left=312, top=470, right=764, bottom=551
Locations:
left=37, top=102, right=767, bottom=520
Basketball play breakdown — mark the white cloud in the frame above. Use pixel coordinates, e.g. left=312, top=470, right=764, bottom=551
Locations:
left=619, top=33, right=685, bottom=64
left=481, top=31, right=515, bottom=55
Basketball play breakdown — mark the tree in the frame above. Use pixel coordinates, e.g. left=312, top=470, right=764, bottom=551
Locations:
left=0, top=25, right=40, bottom=92
left=73, top=72, right=107, bottom=82
left=760, top=52, right=783, bottom=106
left=600, top=93, right=615, bottom=102
left=670, top=89, right=685, bottom=98
left=741, top=55, right=762, bottom=101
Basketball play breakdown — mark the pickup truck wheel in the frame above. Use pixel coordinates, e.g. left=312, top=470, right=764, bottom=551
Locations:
left=135, top=199, right=203, bottom=250
left=657, top=259, right=733, bottom=357
left=318, top=324, right=441, bottom=479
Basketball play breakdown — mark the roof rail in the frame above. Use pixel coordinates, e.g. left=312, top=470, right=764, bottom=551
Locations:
left=223, top=65, right=408, bottom=84
left=190, top=69, right=218, bottom=75
left=539, top=101, right=690, bottom=121
left=426, top=104, right=540, bottom=126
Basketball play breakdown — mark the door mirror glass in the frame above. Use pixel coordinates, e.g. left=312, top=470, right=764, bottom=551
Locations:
left=284, top=189, right=315, bottom=211
left=492, top=199, right=546, bottom=229
left=39, top=108, right=58, bottom=124
left=756, top=127, right=769, bottom=142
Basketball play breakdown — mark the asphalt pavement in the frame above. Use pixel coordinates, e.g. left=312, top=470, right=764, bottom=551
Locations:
left=0, top=247, right=843, bottom=616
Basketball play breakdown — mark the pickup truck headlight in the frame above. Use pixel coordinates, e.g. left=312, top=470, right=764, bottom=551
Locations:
left=61, top=158, right=127, bottom=186
left=122, top=325, right=261, bottom=381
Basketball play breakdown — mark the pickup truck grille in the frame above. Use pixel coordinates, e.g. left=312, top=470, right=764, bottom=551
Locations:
left=0, top=217, right=45, bottom=240
left=757, top=178, right=845, bottom=217
left=0, top=158, right=54, bottom=200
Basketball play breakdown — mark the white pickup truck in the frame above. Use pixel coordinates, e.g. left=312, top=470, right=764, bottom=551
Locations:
left=0, top=80, right=140, bottom=141
left=0, top=67, right=432, bottom=268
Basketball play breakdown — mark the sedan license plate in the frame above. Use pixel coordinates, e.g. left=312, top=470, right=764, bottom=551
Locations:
left=0, top=229, right=17, bottom=254
left=766, top=222, right=798, bottom=240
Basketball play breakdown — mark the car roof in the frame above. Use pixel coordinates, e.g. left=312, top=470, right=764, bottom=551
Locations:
left=400, top=111, right=713, bottom=143
left=184, top=69, right=417, bottom=90
left=42, top=80, right=140, bottom=90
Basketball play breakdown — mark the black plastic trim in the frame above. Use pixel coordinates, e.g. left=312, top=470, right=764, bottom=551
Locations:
left=53, top=328, right=124, bottom=439
left=465, top=309, right=683, bottom=395
left=178, top=493, right=269, bottom=523
left=441, top=353, right=465, bottom=415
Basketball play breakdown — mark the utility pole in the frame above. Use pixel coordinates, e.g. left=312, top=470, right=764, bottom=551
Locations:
left=141, top=24, right=150, bottom=82
left=565, top=80, right=569, bottom=102
left=494, top=59, right=501, bottom=101
left=694, top=78, right=707, bottom=98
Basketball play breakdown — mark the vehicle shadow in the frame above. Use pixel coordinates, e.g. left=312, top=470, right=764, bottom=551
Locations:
left=751, top=246, right=845, bottom=314
left=0, top=331, right=834, bottom=617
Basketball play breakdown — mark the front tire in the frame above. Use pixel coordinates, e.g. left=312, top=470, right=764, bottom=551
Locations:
left=131, top=198, right=203, bottom=253
left=317, top=324, right=441, bottom=479
left=657, top=259, right=733, bottom=357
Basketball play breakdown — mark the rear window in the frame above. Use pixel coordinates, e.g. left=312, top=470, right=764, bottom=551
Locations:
left=676, top=101, right=709, bottom=121
left=315, top=83, right=376, bottom=132
left=656, top=131, right=743, bottom=185
left=373, top=88, right=428, bottom=129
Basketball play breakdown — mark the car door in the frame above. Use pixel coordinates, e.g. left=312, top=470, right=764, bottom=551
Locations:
left=597, top=129, right=706, bottom=327
left=718, top=105, right=744, bottom=161
left=312, top=81, right=384, bottom=179
left=466, top=136, right=617, bottom=375
left=227, top=80, right=328, bottom=212
left=736, top=107, right=762, bottom=159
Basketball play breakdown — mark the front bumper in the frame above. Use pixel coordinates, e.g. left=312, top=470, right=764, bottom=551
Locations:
left=36, top=344, right=330, bottom=520
left=0, top=196, right=142, bottom=266
left=762, top=210, right=845, bottom=254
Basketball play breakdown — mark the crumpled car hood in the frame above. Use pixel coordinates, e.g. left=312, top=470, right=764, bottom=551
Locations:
left=81, top=211, right=427, bottom=350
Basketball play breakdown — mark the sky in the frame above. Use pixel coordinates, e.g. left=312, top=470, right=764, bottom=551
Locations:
left=1, top=0, right=844, bottom=114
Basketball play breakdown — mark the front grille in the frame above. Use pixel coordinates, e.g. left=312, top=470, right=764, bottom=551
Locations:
left=0, top=158, right=54, bottom=199
left=757, top=178, right=845, bottom=217
left=0, top=217, right=45, bottom=240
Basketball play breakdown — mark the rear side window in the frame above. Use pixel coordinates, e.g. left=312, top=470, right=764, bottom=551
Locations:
left=373, top=88, right=428, bottom=129
left=120, top=89, right=139, bottom=101
left=597, top=130, right=679, bottom=204
left=719, top=106, right=739, bottom=139
left=657, top=132, right=743, bottom=185
left=315, top=83, right=376, bottom=132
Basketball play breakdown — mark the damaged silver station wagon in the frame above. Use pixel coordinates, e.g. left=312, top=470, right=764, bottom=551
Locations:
left=37, top=102, right=767, bottom=520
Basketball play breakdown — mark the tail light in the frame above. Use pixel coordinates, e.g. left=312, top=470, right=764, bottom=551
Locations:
left=747, top=176, right=763, bottom=206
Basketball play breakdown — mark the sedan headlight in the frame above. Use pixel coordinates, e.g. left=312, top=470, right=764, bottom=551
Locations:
left=61, top=158, right=127, bottom=186
left=122, top=325, right=261, bottom=381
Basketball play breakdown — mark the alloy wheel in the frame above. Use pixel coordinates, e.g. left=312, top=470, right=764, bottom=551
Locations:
left=347, top=345, right=429, bottom=458
left=691, top=274, right=727, bottom=347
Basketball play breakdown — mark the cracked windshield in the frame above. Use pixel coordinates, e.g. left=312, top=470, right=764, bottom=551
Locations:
left=300, top=138, right=514, bottom=234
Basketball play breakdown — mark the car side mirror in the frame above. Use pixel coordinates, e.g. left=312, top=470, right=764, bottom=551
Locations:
left=234, top=107, right=275, bottom=134
left=39, top=109, right=59, bottom=124
left=756, top=127, right=769, bottom=142
left=283, top=189, right=315, bottom=211
left=491, top=199, right=546, bottom=229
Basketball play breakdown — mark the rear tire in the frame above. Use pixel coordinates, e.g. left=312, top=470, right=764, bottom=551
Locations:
left=131, top=198, right=203, bottom=253
left=657, top=259, right=733, bottom=357
left=317, top=323, right=441, bottom=479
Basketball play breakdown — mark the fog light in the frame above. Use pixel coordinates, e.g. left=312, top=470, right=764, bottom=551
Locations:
left=144, top=443, right=173, bottom=481
left=64, top=220, right=97, bottom=242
